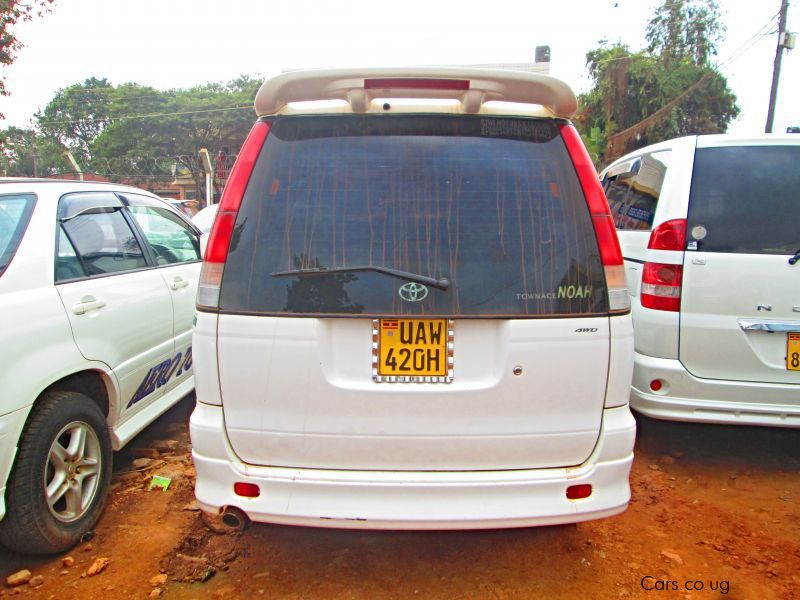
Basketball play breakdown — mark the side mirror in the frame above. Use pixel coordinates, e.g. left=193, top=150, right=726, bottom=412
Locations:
left=199, top=232, right=209, bottom=259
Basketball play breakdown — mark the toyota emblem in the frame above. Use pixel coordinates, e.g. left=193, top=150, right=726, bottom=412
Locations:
left=398, top=282, right=429, bottom=302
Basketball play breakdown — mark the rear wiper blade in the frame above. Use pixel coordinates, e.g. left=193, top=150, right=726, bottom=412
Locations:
left=271, top=265, right=451, bottom=290
left=789, top=248, right=800, bottom=266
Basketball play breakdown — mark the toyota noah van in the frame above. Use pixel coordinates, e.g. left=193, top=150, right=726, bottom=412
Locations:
left=189, top=68, right=636, bottom=530
left=602, top=134, right=800, bottom=428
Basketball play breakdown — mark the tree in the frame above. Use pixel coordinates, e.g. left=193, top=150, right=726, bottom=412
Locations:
left=37, top=77, right=115, bottom=163
left=1, top=74, right=261, bottom=189
left=646, top=0, right=724, bottom=67
left=88, top=76, right=259, bottom=198
left=0, top=0, right=54, bottom=107
left=0, top=126, right=69, bottom=176
left=576, top=0, right=739, bottom=165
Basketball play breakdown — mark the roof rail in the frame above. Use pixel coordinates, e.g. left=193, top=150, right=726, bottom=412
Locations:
left=254, top=67, right=578, bottom=118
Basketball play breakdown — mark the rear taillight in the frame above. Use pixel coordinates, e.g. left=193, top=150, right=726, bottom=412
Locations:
left=559, top=123, right=629, bottom=313
left=197, top=120, right=271, bottom=310
left=640, top=219, right=686, bottom=312
left=641, top=262, right=683, bottom=311
left=648, top=219, right=686, bottom=251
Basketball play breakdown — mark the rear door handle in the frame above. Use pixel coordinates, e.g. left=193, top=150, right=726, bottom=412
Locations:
left=738, top=319, right=800, bottom=332
left=170, top=277, right=190, bottom=291
left=71, top=295, right=106, bottom=315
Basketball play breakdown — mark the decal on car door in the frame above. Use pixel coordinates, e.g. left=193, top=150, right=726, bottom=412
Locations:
left=128, top=346, right=192, bottom=408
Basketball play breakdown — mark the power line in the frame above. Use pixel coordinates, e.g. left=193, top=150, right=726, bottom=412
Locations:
left=588, top=8, right=779, bottom=71
left=37, top=104, right=253, bottom=127
left=603, top=8, right=783, bottom=159
left=22, top=7, right=786, bottom=135
left=715, top=9, right=780, bottom=70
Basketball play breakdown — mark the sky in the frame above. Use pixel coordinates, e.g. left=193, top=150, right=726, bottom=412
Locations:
left=0, top=0, right=797, bottom=135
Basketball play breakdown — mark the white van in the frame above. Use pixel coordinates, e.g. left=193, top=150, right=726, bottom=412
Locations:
left=601, top=135, right=800, bottom=427
left=190, top=68, right=635, bottom=530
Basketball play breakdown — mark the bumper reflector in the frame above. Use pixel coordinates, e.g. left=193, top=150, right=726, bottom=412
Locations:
left=234, top=482, right=261, bottom=498
left=566, top=484, right=592, bottom=500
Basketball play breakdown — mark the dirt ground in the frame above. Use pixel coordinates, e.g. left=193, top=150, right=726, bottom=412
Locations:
left=2, top=395, right=799, bottom=599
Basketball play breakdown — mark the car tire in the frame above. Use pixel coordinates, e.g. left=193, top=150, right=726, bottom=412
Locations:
left=0, top=391, right=112, bottom=554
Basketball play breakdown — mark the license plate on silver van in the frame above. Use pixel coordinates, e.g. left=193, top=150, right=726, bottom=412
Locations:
left=372, top=319, right=453, bottom=383
left=788, top=333, right=800, bottom=371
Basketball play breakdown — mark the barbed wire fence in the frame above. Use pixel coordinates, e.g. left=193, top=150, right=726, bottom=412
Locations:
left=87, top=152, right=236, bottom=179
left=48, top=152, right=239, bottom=201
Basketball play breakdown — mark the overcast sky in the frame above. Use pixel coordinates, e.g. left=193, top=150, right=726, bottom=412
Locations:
left=0, top=0, right=796, bottom=135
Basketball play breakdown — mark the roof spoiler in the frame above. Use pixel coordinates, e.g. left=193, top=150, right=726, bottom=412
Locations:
left=254, top=67, right=578, bottom=118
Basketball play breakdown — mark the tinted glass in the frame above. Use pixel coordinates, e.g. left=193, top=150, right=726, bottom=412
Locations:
left=0, top=194, right=35, bottom=276
left=61, top=210, right=146, bottom=276
left=688, top=145, right=800, bottom=254
left=55, top=229, right=84, bottom=281
left=129, top=206, right=201, bottom=264
left=605, top=151, right=670, bottom=231
left=221, top=115, right=607, bottom=317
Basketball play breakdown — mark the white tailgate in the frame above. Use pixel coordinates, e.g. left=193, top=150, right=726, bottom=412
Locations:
left=680, top=253, right=800, bottom=384
left=218, top=316, right=609, bottom=471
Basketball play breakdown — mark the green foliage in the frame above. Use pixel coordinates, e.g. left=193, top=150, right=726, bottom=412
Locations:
left=0, top=75, right=261, bottom=190
left=84, top=76, right=259, bottom=193
left=0, top=126, right=69, bottom=176
left=646, top=0, right=724, bottom=67
left=576, top=0, right=739, bottom=166
left=0, top=0, right=54, bottom=102
left=37, top=77, right=114, bottom=163
left=580, top=126, right=603, bottom=164
left=0, top=74, right=261, bottom=190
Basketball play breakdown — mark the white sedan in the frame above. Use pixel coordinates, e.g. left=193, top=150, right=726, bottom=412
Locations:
left=0, top=179, right=202, bottom=554
left=190, top=202, right=218, bottom=234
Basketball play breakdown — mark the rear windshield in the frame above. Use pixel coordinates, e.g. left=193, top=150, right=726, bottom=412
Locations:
left=220, top=115, right=607, bottom=317
left=688, top=145, right=800, bottom=254
left=0, top=194, right=36, bottom=276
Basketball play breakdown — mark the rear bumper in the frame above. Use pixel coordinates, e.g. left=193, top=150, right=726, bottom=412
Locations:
left=631, top=352, right=800, bottom=427
left=189, top=403, right=635, bottom=529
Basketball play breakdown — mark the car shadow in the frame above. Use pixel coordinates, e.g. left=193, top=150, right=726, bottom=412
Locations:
left=633, top=412, right=800, bottom=472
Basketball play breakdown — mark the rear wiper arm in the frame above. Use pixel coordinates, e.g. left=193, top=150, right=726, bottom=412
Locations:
left=271, top=265, right=451, bottom=290
left=789, top=248, right=800, bottom=266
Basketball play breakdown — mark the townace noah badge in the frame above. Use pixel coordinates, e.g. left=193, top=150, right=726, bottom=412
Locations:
left=190, top=67, right=635, bottom=532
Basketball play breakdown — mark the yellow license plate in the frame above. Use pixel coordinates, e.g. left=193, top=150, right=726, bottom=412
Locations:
left=788, top=333, right=800, bottom=371
left=373, top=319, right=452, bottom=383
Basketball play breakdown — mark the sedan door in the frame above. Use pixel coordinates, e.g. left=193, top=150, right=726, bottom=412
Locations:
left=124, top=194, right=203, bottom=395
left=54, top=192, right=175, bottom=423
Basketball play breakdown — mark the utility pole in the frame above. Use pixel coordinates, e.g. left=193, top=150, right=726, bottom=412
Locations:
left=198, top=149, right=213, bottom=209
left=32, top=138, right=39, bottom=178
left=765, top=0, right=791, bottom=133
left=63, top=150, right=84, bottom=181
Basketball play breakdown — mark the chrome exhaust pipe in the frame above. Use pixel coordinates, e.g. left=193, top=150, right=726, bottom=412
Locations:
left=220, top=506, right=250, bottom=532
